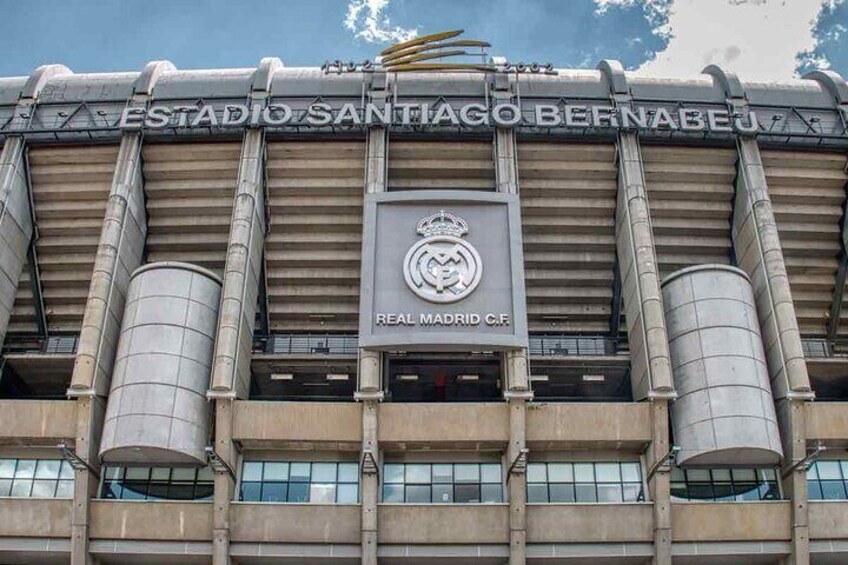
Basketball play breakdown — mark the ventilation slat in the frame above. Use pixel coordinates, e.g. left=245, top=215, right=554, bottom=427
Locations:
left=388, top=140, right=494, bottom=191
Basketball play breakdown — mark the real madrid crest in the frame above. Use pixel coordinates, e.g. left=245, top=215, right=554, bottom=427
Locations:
left=403, top=210, right=483, bottom=304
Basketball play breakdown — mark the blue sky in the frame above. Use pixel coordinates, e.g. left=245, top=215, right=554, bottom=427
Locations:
left=0, top=0, right=845, bottom=81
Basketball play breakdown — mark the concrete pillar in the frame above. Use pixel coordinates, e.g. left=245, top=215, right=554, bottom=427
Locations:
left=504, top=349, right=531, bottom=565
left=357, top=349, right=383, bottom=565
left=648, top=399, right=672, bottom=565
left=207, top=58, right=281, bottom=565
left=0, top=137, right=33, bottom=348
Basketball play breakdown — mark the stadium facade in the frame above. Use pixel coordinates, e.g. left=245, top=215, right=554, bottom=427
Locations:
left=0, top=56, right=847, bottom=565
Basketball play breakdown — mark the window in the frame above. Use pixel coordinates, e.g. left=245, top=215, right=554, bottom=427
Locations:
left=239, top=461, right=359, bottom=503
left=0, top=458, right=74, bottom=498
left=101, top=467, right=214, bottom=501
left=671, top=468, right=780, bottom=502
left=808, top=461, right=848, bottom=500
left=382, top=463, right=502, bottom=503
left=526, top=462, right=643, bottom=503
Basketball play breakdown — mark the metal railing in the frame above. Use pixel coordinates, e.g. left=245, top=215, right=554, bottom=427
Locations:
left=257, top=334, right=359, bottom=355
left=1, top=334, right=79, bottom=355
left=528, top=335, right=624, bottom=357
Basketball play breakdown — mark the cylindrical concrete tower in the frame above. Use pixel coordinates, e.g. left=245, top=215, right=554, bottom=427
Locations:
left=100, top=262, right=222, bottom=465
left=661, top=264, right=782, bottom=467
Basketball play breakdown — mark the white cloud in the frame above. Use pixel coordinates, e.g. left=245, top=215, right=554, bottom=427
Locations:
left=636, top=0, right=825, bottom=80
left=344, top=0, right=419, bottom=44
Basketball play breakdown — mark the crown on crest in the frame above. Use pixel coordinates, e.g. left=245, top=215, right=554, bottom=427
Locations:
left=416, top=210, right=469, bottom=238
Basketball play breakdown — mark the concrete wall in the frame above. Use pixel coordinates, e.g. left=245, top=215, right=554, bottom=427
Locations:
left=229, top=503, right=360, bottom=543
left=526, top=402, right=651, bottom=449
left=379, top=403, right=509, bottom=447
left=526, top=503, right=653, bottom=542
left=809, top=502, right=848, bottom=540
left=89, top=501, right=213, bottom=541
left=0, top=498, right=71, bottom=537
left=806, top=402, right=848, bottom=445
left=232, top=401, right=362, bottom=446
left=0, top=400, right=76, bottom=445
left=377, top=504, right=510, bottom=544
left=671, top=502, right=791, bottom=542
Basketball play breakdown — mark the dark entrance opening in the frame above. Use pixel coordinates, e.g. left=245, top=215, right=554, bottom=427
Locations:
left=387, top=353, right=501, bottom=402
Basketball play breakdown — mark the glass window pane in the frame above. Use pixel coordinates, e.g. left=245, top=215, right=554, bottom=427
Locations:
left=263, top=462, right=290, bottom=481
left=167, top=483, right=196, bottom=500
left=549, top=483, right=576, bottom=503
left=31, top=480, right=56, bottom=498
left=432, top=464, right=453, bottom=484
left=240, top=482, right=262, bottom=501
left=103, top=466, right=122, bottom=481
left=261, top=482, right=288, bottom=502
left=526, top=463, right=547, bottom=483
left=817, top=462, right=842, bottom=480
left=671, top=467, right=685, bottom=481
left=35, top=460, right=61, bottom=479
left=760, top=482, right=780, bottom=501
left=56, top=480, right=74, bottom=498
left=712, top=469, right=732, bottom=482
left=687, top=469, right=710, bottom=482
left=432, top=484, right=453, bottom=503
left=687, top=484, right=714, bottom=500
left=622, top=483, right=642, bottom=502
left=242, top=462, right=263, bottom=482
left=59, top=462, right=75, bottom=480
left=383, top=464, right=404, bottom=484
left=150, top=467, right=171, bottom=481
left=734, top=483, right=761, bottom=501
left=337, top=483, right=358, bottom=503
left=761, top=468, right=777, bottom=481
left=146, top=482, right=170, bottom=500
left=383, top=484, right=404, bottom=502
left=808, top=481, right=823, bottom=500
left=620, top=463, right=641, bottom=483
left=821, top=480, right=847, bottom=500
left=287, top=481, right=309, bottom=502
left=455, top=464, right=480, bottom=483
left=14, top=460, right=36, bottom=479
left=481, top=483, right=503, bottom=503
left=548, top=463, right=573, bottom=483
left=597, top=483, right=623, bottom=502
left=807, top=464, right=820, bottom=480
left=595, top=463, right=621, bottom=483
left=575, top=483, right=597, bottom=502
left=197, top=466, right=214, bottom=481
left=290, top=463, right=311, bottom=482
left=124, top=467, right=150, bottom=481
left=406, top=484, right=430, bottom=503
left=481, top=464, right=501, bottom=484
left=120, top=482, right=148, bottom=500
left=573, top=464, right=594, bottom=483
left=713, top=482, right=736, bottom=501
left=0, top=479, right=10, bottom=496
left=0, top=459, right=15, bottom=478
left=670, top=482, right=688, bottom=499
left=102, top=481, right=122, bottom=499
left=11, top=479, right=32, bottom=497
left=732, top=469, right=756, bottom=482
left=194, top=482, right=214, bottom=501
left=338, top=463, right=359, bottom=483
left=527, top=483, right=548, bottom=503
left=312, top=463, right=336, bottom=483
left=310, top=483, right=336, bottom=503
left=405, top=464, right=431, bottom=484
left=455, top=484, right=481, bottom=503
left=171, top=468, right=195, bottom=482
left=841, top=461, right=848, bottom=480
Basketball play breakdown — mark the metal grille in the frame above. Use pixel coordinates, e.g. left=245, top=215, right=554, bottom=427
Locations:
left=528, top=335, right=620, bottom=356
left=262, top=334, right=359, bottom=355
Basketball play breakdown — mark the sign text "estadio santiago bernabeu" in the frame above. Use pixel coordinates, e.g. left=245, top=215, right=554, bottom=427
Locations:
left=120, top=102, right=760, bottom=133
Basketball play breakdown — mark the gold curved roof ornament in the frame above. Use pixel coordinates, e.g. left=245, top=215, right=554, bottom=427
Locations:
left=383, top=50, right=471, bottom=67
left=381, top=40, right=492, bottom=63
left=380, top=29, right=494, bottom=73
left=380, top=29, right=465, bottom=56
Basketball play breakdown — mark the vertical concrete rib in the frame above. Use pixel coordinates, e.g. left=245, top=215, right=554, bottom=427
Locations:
left=492, top=70, right=529, bottom=565
left=598, top=59, right=674, bottom=565
left=0, top=138, right=33, bottom=348
left=359, top=70, right=390, bottom=565
left=65, top=60, right=171, bottom=565
left=207, top=57, right=281, bottom=565
left=705, top=64, right=813, bottom=565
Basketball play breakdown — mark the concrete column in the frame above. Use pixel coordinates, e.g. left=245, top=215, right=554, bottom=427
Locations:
left=647, top=399, right=672, bottom=565
left=504, top=349, right=530, bottom=565
left=615, top=133, right=675, bottom=399
left=495, top=127, right=518, bottom=194
left=208, top=127, right=266, bottom=398
left=207, top=58, right=281, bottom=565
left=0, top=137, right=33, bottom=348
left=357, top=349, right=383, bottom=565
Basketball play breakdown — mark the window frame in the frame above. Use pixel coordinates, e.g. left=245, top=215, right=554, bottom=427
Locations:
left=670, top=467, right=782, bottom=502
left=525, top=461, right=645, bottom=504
left=0, top=458, right=74, bottom=499
left=381, top=462, right=504, bottom=504
left=99, top=466, right=214, bottom=501
left=238, top=460, right=360, bottom=504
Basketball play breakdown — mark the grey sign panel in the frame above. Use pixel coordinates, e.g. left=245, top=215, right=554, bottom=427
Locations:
left=359, top=190, right=528, bottom=350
